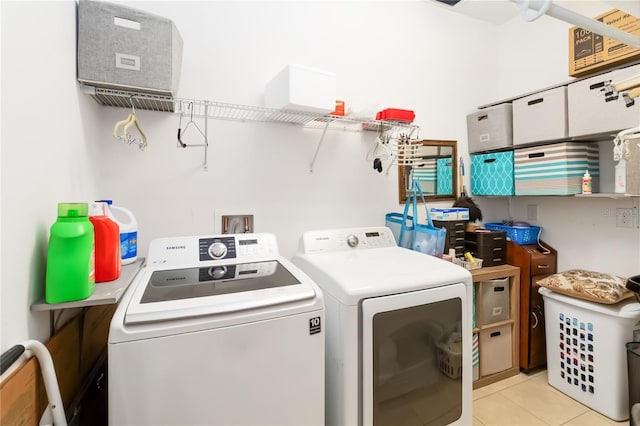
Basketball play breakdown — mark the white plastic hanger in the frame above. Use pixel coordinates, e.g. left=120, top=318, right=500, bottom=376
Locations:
left=113, top=97, right=147, bottom=149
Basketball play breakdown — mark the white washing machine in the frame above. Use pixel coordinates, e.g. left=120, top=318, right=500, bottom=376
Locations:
left=109, top=233, right=324, bottom=426
left=292, top=227, right=473, bottom=426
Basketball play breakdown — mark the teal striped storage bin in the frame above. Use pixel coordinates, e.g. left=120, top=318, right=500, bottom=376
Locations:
left=471, top=150, right=515, bottom=196
left=436, top=157, right=453, bottom=195
left=514, top=142, right=599, bottom=195
left=412, top=159, right=437, bottom=194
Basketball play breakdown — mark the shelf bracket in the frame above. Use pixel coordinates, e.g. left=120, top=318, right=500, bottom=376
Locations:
left=309, top=119, right=332, bottom=173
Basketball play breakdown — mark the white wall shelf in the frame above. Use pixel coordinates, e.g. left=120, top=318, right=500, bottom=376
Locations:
left=31, top=258, right=144, bottom=312
left=81, top=85, right=420, bottom=172
left=574, top=193, right=639, bottom=198
left=31, top=258, right=145, bottom=336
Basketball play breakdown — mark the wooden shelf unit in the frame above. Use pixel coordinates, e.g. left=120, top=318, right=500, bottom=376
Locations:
left=471, top=264, right=521, bottom=389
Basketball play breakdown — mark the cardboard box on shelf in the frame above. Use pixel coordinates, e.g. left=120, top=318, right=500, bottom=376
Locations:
left=569, top=9, right=640, bottom=77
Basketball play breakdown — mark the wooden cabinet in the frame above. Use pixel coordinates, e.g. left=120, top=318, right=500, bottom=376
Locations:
left=506, top=241, right=557, bottom=372
left=471, top=264, right=520, bottom=389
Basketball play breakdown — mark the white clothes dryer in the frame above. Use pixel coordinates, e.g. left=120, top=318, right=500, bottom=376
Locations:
left=109, top=233, right=324, bottom=426
left=292, top=227, right=473, bottom=426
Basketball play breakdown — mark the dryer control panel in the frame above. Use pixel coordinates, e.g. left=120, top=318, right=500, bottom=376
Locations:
left=298, top=227, right=396, bottom=254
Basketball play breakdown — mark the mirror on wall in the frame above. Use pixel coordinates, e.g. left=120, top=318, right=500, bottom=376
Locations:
left=398, top=139, right=458, bottom=203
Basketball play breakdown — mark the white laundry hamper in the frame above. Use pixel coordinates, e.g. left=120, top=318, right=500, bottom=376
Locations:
left=540, top=287, right=640, bottom=421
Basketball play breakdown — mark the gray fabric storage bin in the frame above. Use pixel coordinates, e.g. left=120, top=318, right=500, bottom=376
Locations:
left=568, top=64, right=640, bottom=138
left=466, top=104, right=513, bottom=153
left=478, top=278, right=510, bottom=326
left=77, top=0, right=182, bottom=96
left=513, top=86, right=568, bottom=146
left=625, top=135, right=640, bottom=196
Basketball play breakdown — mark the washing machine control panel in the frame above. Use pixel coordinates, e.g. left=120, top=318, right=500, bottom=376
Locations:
left=147, top=233, right=280, bottom=266
left=298, top=227, right=396, bottom=253
left=199, top=234, right=278, bottom=261
left=200, top=237, right=236, bottom=261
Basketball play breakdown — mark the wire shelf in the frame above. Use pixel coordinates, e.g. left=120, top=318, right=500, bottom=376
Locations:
left=82, top=85, right=420, bottom=172
left=82, top=85, right=420, bottom=132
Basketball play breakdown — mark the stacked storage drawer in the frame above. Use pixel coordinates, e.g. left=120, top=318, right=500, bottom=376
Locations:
left=433, top=220, right=466, bottom=256
left=513, top=87, right=568, bottom=146
left=465, top=230, right=507, bottom=267
left=514, top=142, right=600, bottom=195
left=466, top=104, right=513, bottom=153
left=476, top=277, right=513, bottom=377
left=470, top=151, right=515, bottom=196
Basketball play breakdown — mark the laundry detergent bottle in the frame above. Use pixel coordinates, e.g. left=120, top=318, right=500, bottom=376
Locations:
left=45, top=202, right=95, bottom=303
left=98, top=200, right=138, bottom=265
left=89, top=201, right=121, bottom=282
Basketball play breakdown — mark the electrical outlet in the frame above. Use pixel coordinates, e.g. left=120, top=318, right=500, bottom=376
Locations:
left=221, top=214, right=254, bottom=234
left=616, top=208, right=634, bottom=228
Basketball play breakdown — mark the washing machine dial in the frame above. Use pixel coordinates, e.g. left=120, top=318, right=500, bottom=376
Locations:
left=208, top=242, right=228, bottom=259
left=208, top=265, right=228, bottom=280
left=346, top=234, right=359, bottom=248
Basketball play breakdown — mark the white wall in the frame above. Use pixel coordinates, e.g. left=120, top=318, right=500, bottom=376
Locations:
left=477, top=2, right=640, bottom=276
left=2, top=1, right=638, bottom=353
left=0, top=1, right=501, bottom=351
left=1, top=1, right=105, bottom=351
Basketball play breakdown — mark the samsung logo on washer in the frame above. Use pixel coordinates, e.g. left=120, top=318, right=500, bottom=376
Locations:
left=166, top=245, right=187, bottom=250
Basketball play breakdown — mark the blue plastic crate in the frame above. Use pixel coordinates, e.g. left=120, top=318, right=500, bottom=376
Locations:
left=484, top=223, right=541, bottom=245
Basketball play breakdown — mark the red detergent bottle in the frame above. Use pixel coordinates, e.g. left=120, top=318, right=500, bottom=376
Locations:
left=89, top=201, right=121, bottom=282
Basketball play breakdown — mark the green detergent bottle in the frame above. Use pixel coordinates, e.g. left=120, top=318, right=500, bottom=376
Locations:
left=45, top=202, right=95, bottom=303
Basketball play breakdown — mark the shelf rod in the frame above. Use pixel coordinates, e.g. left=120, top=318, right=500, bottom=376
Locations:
left=309, top=119, right=332, bottom=173
left=204, top=103, right=209, bottom=172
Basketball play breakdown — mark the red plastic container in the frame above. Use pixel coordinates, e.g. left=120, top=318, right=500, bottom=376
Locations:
left=376, top=108, right=415, bottom=123
left=89, top=202, right=121, bottom=282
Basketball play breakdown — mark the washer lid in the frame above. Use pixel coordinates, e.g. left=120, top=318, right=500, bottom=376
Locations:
left=124, top=259, right=316, bottom=324
left=292, top=246, right=472, bottom=305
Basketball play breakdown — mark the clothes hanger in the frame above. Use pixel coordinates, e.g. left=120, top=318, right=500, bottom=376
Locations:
left=123, top=110, right=147, bottom=149
left=177, top=102, right=207, bottom=148
left=113, top=97, right=147, bottom=149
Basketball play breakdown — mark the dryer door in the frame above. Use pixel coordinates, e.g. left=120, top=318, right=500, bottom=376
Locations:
left=362, top=282, right=472, bottom=426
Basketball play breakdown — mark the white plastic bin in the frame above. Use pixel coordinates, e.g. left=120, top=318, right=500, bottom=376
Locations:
left=264, top=64, right=336, bottom=113
left=540, top=287, right=640, bottom=421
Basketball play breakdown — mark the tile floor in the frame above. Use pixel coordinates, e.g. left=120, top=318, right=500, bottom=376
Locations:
left=472, top=370, right=630, bottom=426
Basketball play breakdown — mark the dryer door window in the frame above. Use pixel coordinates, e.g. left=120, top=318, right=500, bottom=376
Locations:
left=362, top=283, right=470, bottom=426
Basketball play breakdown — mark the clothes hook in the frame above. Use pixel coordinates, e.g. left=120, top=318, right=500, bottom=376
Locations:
left=177, top=101, right=186, bottom=148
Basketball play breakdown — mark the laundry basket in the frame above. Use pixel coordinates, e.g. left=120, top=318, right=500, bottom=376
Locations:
left=437, top=323, right=463, bottom=379
left=540, top=287, right=640, bottom=421
left=628, top=342, right=640, bottom=426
